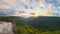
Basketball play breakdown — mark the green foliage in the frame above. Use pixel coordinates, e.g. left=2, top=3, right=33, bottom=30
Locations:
left=0, top=16, right=60, bottom=34
left=16, top=23, right=40, bottom=34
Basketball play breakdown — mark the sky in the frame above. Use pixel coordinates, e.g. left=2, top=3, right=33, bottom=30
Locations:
left=0, top=0, right=60, bottom=17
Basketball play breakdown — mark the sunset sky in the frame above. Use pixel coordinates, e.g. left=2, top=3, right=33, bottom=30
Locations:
left=0, top=0, right=60, bottom=17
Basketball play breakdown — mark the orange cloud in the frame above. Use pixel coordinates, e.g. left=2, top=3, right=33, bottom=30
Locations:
left=1, top=0, right=24, bottom=9
left=2, top=0, right=17, bottom=6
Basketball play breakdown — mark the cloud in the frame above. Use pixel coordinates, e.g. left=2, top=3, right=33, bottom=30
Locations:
left=2, top=0, right=17, bottom=6
left=48, top=4, right=56, bottom=10
left=43, top=12, right=55, bottom=16
left=58, top=6, right=60, bottom=8
left=1, top=0, right=27, bottom=9
left=19, top=0, right=28, bottom=5
left=0, top=0, right=17, bottom=9
left=0, top=0, right=60, bottom=17
left=39, top=0, right=46, bottom=8
left=0, top=9, right=19, bottom=16
left=57, top=0, right=60, bottom=3
left=0, top=5, right=10, bottom=9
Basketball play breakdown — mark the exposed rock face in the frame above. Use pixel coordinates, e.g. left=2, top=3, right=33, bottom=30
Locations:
left=0, top=22, right=15, bottom=34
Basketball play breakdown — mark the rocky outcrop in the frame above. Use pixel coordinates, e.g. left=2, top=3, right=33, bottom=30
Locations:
left=0, top=22, right=17, bottom=34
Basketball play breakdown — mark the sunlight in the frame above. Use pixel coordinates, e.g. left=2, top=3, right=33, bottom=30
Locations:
left=31, top=13, right=40, bottom=18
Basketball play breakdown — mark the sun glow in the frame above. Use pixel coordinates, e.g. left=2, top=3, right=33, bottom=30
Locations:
left=31, top=13, right=40, bottom=18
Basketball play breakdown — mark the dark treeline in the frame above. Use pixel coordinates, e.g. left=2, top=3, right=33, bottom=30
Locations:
left=27, top=16, right=60, bottom=31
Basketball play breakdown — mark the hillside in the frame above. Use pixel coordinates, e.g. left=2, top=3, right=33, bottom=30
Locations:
left=0, top=16, right=60, bottom=34
left=27, top=16, right=60, bottom=31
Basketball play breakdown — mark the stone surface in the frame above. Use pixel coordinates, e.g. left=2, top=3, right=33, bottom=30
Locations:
left=0, top=22, right=14, bottom=34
